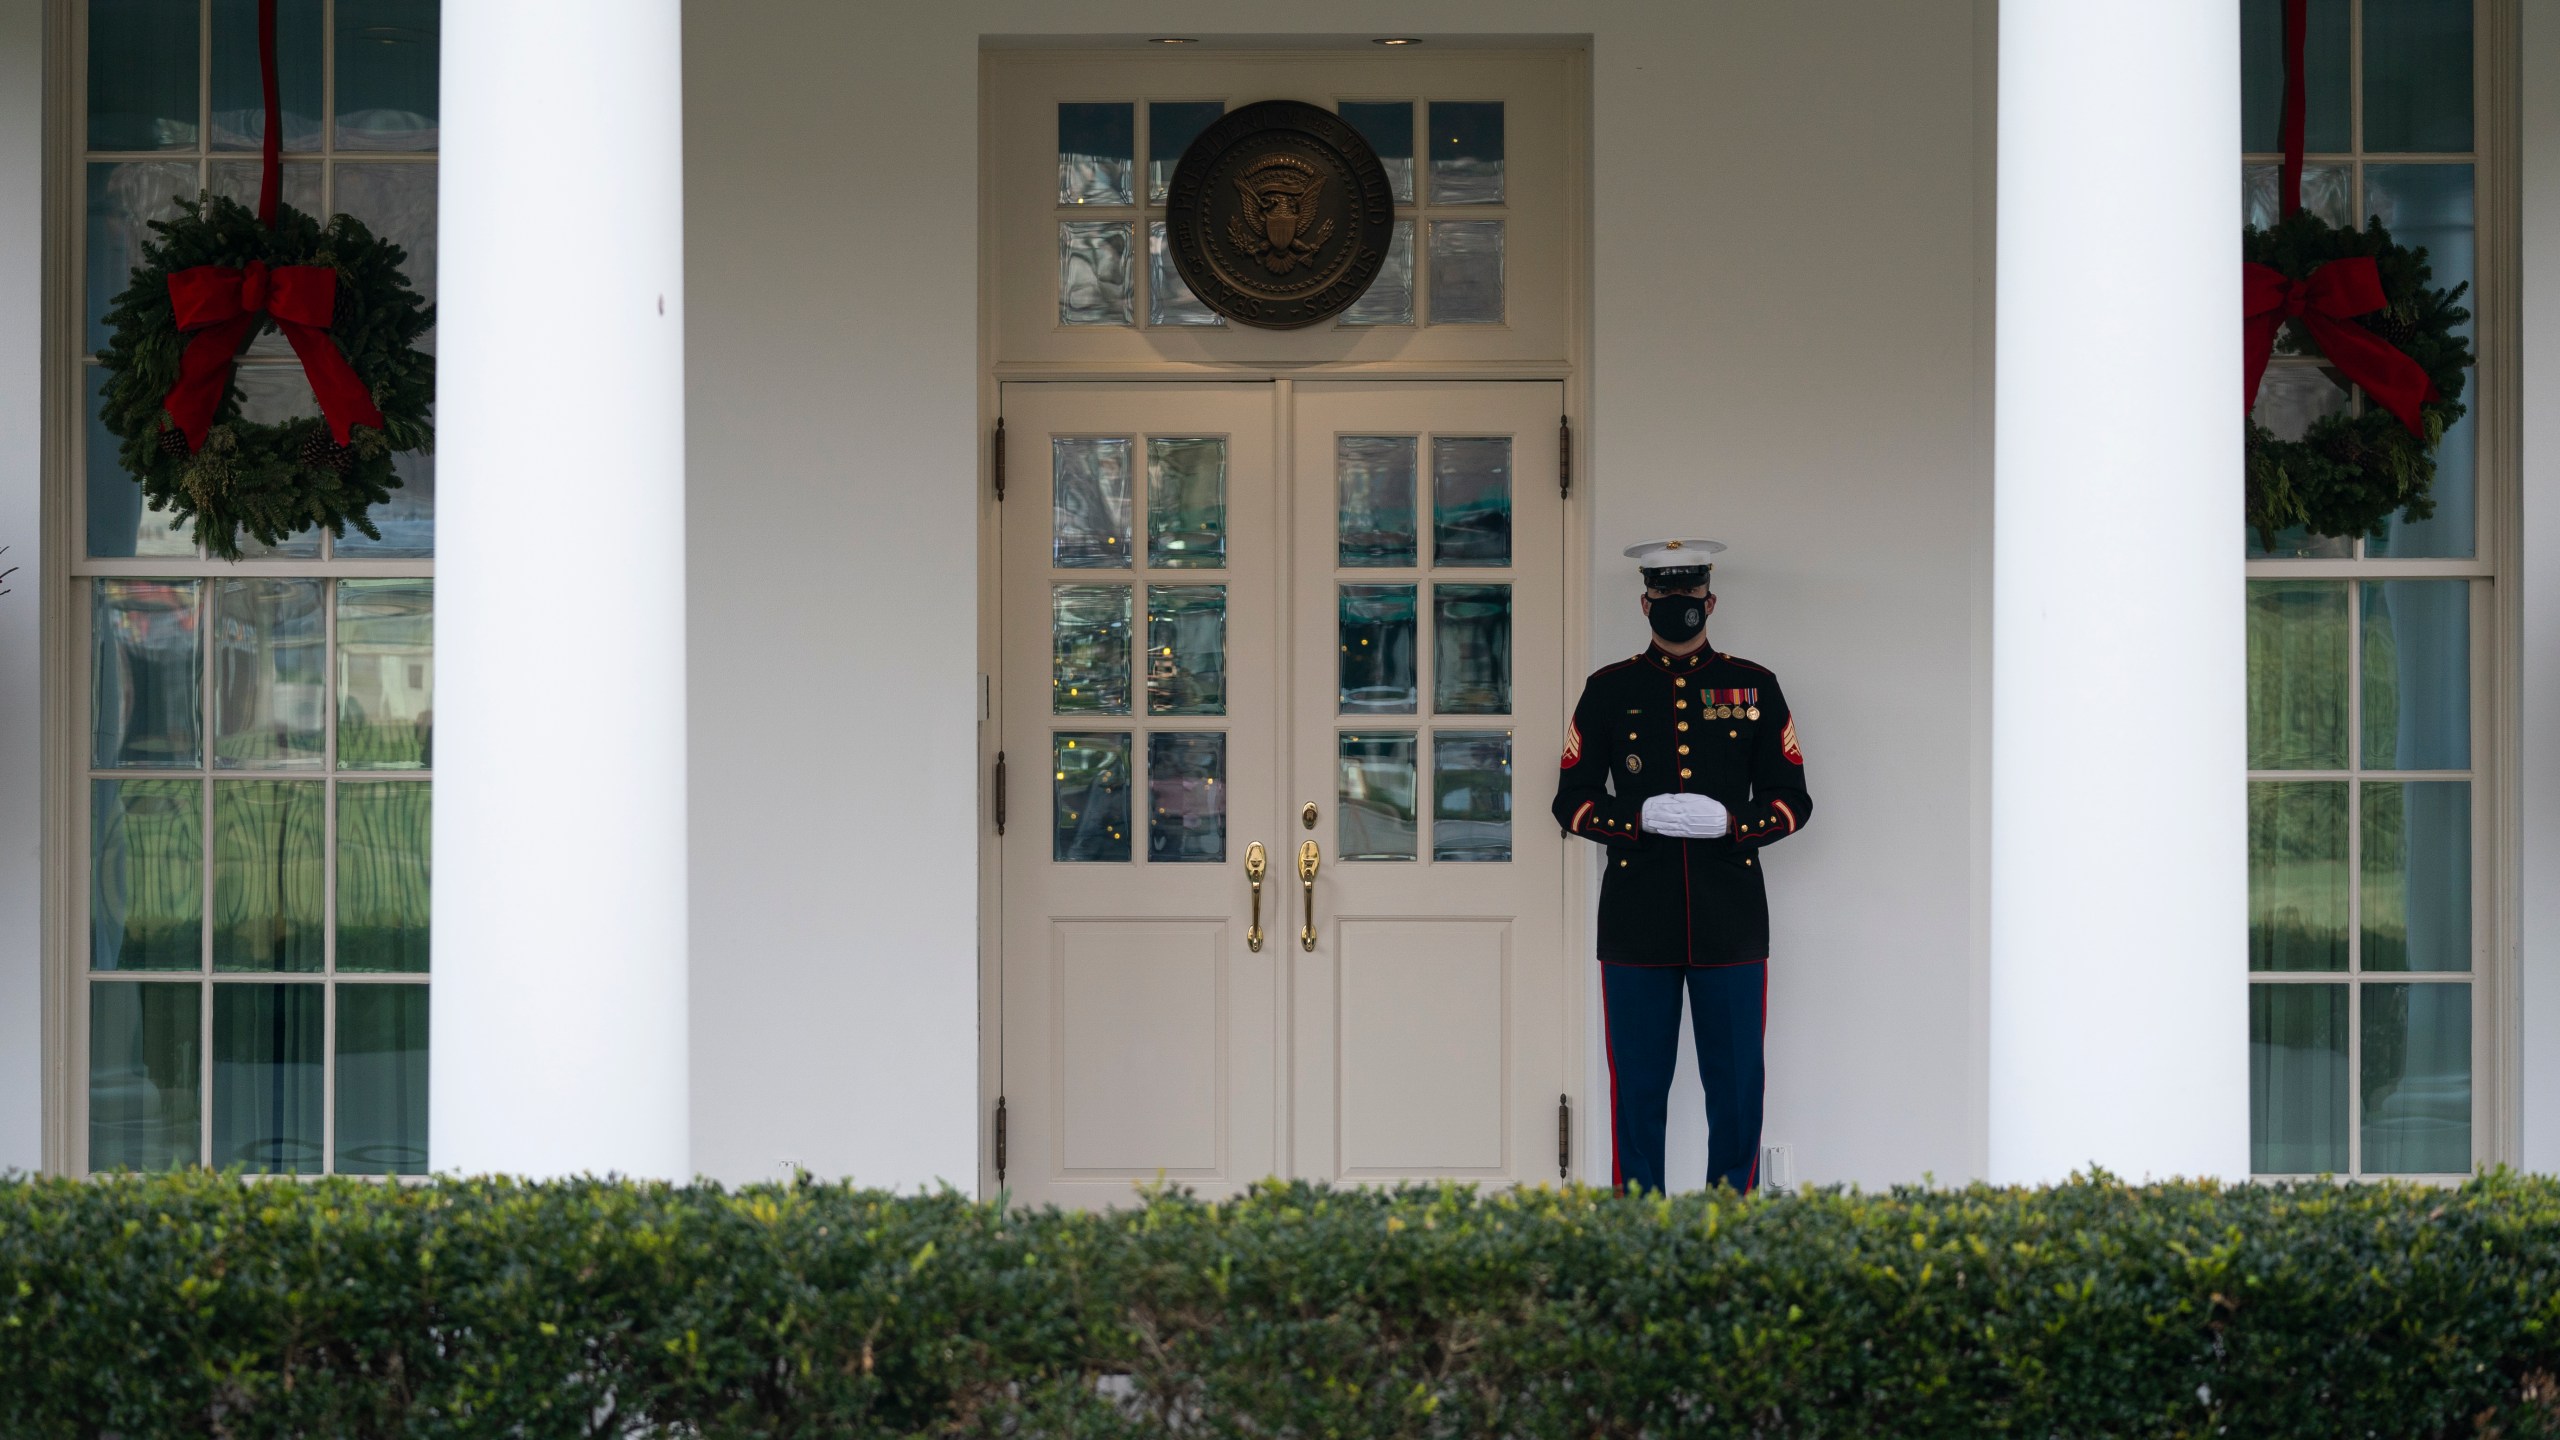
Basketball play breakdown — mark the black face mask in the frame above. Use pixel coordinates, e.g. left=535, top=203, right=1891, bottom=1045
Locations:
left=1647, top=594, right=1707, bottom=645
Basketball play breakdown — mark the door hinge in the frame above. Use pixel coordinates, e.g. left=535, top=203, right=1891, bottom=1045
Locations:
left=1558, top=1093, right=1571, bottom=1180
left=994, top=1095, right=1009, bottom=1183
left=1558, top=414, right=1572, bottom=499
left=993, top=751, right=1008, bottom=835
left=992, top=417, right=1007, bottom=501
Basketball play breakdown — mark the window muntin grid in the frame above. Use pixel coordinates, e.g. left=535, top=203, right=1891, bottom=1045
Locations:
left=73, top=0, right=436, bottom=1176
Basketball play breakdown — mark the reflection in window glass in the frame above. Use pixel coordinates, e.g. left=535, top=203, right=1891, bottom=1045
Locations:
left=89, top=982, right=202, bottom=1172
left=87, top=0, right=200, bottom=150
left=2250, top=983, right=2348, bottom=1174
left=2240, top=0, right=2350, bottom=153
left=1060, top=221, right=1136, bottom=326
left=337, top=580, right=434, bottom=770
left=212, top=0, right=323, bottom=150
left=212, top=781, right=325, bottom=973
left=214, top=579, right=327, bottom=769
left=1053, top=584, right=1133, bottom=716
left=2248, top=781, right=2347, bottom=973
left=1053, top=436, right=1134, bottom=568
left=2246, top=581, right=2350, bottom=770
left=87, top=368, right=195, bottom=559
left=337, top=983, right=429, bottom=1174
left=1428, top=101, right=1504, bottom=204
left=212, top=982, right=325, bottom=1173
left=1147, top=101, right=1223, bottom=203
left=2371, top=377, right=2474, bottom=559
left=1433, top=731, right=1512, bottom=862
left=1433, top=584, right=1511, bottom=714
left=1148, top=221, right=1224, bottom=327
left=2360, top=579, right=2468, bottom=771
left=2360, top=982, right=2470, bottom=1173
left=86, top=160, right=197, bottom=355
left=1146, top=436, right=1226, bottom=568
left=1340, top=101, right=1414, bottom=204
left=1428, top=220, right=1505, bottom=325
left=1338, top=732, right=1418, bottom=861
left=1146, top=586, right=1226, bottom=716
left=339, top=783, right=431, bottom=973
left=94, top=580, right=203, bottom=769
left=1432, top=436, right=1513, bottom=566
left=1338, top=435, right=1418, bottom=567
left=1147, top=732, right=1226, bottom=863
left=1339, top=584, right=1418, bottom=715
left=2364, top=165, right=2474, bottom=343
left=91, top=779, right=203, bottom=973
left=1340, top=221, right=1415, bottom=327
left=2243, top=163, right=2354, bottom=231
left=2361, top=781, right=2469, bottom=973
left=333, top=0, right=439, bottom=150
left=1059, top=102, right=1134, bottom=205
left=2361, top=0, right=2472, bottom=153
left=1053, top=732, right=1132, bottom=863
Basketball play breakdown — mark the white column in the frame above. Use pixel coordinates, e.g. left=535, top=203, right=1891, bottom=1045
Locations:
left=1990, top=2, right=2249, bottom=1182
left=432, top=0, right=688, bottom=1177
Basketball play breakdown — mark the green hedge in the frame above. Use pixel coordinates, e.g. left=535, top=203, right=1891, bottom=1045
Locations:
left=5, top=1171, right=2560, bottom=1437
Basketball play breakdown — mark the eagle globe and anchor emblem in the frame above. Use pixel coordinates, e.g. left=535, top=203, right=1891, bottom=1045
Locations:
left=1164, top=99, right=1395, bottom=329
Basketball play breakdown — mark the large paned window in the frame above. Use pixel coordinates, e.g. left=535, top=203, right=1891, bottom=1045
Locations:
left=2243, top=0, right=2489, bottom=1177
left=78, top=0, right=436, bottom=1174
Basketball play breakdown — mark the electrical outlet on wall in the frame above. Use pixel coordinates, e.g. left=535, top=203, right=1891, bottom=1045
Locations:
left=1759, top=1143, right=1796, bottom=1196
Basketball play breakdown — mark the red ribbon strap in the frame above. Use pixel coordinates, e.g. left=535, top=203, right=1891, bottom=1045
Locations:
left=2243, top=256, right=2437, bottom=437
left=162, top=259, right=386, bottom=452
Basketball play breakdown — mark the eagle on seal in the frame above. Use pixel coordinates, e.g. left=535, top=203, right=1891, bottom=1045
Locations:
left=1227, top=156, right=1336, bottom=275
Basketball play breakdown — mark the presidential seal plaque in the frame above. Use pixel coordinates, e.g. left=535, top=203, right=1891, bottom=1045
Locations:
left=1164, top=100, right=1394, bottom=330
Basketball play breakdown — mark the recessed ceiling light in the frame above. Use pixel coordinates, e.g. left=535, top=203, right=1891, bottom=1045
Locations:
left=1149, top=36, right=1198, bottom=44
left=1374, top=36, right=1421, bottom=45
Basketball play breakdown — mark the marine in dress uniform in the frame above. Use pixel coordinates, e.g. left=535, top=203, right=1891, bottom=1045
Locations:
left=1552, top=539, right=1813, bottom=1196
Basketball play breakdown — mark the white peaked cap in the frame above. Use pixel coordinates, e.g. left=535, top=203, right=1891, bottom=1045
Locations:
left=1622, top=538, right=1727, bottom=566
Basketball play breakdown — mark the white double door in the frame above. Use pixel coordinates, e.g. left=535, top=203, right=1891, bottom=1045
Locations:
left=998, top=380, right=1567, bottom=1207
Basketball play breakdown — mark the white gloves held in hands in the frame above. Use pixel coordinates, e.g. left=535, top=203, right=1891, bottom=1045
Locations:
left=1640, top=792, right=1730, bottom=839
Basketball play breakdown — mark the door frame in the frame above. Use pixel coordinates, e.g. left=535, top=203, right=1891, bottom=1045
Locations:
left=975, top=45, right=1596, bottom=1198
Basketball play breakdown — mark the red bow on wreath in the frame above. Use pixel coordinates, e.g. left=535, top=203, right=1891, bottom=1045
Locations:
left=162, top=258, right=385, bottom=453
left=2243, top=257, right=2436, bottom=438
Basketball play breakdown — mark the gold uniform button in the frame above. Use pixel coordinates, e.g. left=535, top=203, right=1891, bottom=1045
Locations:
left=1619, top=859, right=1629, bottom=868
left=1675, top=700, right=1689, bottom=710
left=1730, top=729, right=1740, bottom=738
left=1677, top=745, right=1690, bottom=756
left=1744, top=858, right=1754, bottom=867
left=1675, top=679, right=1687, bottom=688
left=1679, top=768, right=1693, bottom=779
left=1676, top=722, right=1689, bottom=732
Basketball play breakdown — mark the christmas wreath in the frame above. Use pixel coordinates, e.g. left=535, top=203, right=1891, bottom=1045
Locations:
left=95, top=193, right=434, bottom=560
left=2243, top=208, right=2471, bottom=548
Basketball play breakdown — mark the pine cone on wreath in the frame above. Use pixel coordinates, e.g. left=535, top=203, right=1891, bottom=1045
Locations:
left=300, top=429, right=354, bottom=474
left=156, top=423, right=188, bottom=459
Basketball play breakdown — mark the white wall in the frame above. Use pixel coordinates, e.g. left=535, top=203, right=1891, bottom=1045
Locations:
left=2519, top=0, right=2560, bottom=1175
left=0, top=0, right=46, bottom=1174
left=682, top=0, right=1993, bottom=1190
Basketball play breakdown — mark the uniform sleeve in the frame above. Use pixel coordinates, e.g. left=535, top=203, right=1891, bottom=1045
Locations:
left=1729, top=678, right=1812, bottom=851
left=1552, top=679, right=1649, bottom=849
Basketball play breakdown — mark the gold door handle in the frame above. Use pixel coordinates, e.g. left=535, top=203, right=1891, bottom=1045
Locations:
left=1297, top=839, right=1321, bottom=952
left=1245, top=842, right=1268, bottom=953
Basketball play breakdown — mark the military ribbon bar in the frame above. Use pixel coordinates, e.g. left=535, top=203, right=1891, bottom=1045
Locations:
left=1710, top=688, right=1757, bottom=708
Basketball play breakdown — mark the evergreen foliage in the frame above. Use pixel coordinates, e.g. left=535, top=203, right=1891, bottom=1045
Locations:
left=4, top=1171, right=2560, bottom=1436
left=2244, top=210, right=2473, bottom=548
left=95, top=194, right=434, bottom=561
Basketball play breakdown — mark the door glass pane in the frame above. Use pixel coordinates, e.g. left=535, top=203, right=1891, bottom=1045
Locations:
left=1338, top=435, right=1418, bottom=567
left=332, top=161, right=441, bottom=350
left=212, top=781, right=325, bottom=973
left=1146, top=585, right=1226, bottom=716
left=1146, top=436, right=1226, bottom=568
left=212, top=0, right=323, bottom=150
left=1060, top=221, right=1136, bottom=326
left=1433, top=584, right=1511, bottom=714
left=87, top=0, right=200, bottom=149
left=91, top=779, right=202, bottom=973
left=1053, top=437, right=1134, bottom=568
left=1148, top=101, right=1223, bottom=203
left=1338, top=584, right=1418, bottom=715
left=211, top=982, right=324, bottom=1174
left=1427, top=220, right=1505, bottom=325
left=1338, top=732, right=1418, bottom=861
left=1339, top=220, right=1415, bottom=326
left=338, top=782, right=431, bottom=973
left=1148, top=222, right=1224, bottom=327
left=2361, top=982, right=2470, bottom=1173
left=1339, top=101, right=1414, bottom=204
left=1059, top=102, right=1134, bottom=205
left=213, top=578, right=326, bottom=769
left=333, top=0, right=439, bottom=150
left=2249, top=781, right=2347, bottom=973
left=2250, top=983, right=2348, bottom=1174
left=2361, top=0, right=2472, bottom=153
left=2240, top=0, right=2350, bottom=153
left=2251, top=363, right=2351, bottom=444
left=2361, top=781, right=2469, bottom=974
left=88, top=367, right=195, bottom=559
left=337, top=983, right=428, bottom=1174
left=2247, top=580, right=2350, bottom=770
left=94, top=579, right=202, bottom=768
left=1053, top=732, right=1132, bottom=863
left=2244, top=162, right=2355, bottom=230
left=1427, top=101, right=1504, bottom=204
left=86, top=160, right=197, bottom=353
left=2360, top=580, right=2469, bottom=770
left=338, top=579, right=434, bottom=770
left=2363, top=165, right=2474, bottom=342
left=88, top=981, right=202, bottom=1172
left=2372, top=374, right=2475, bottom=559
left=1053, top=584, right=1133, bottom=715
left=1433, top=731, right=1512, bottom=862
left=1432, top=437, right=1512, bottom=566
left=1147, top=732, right=1226, bottom=863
